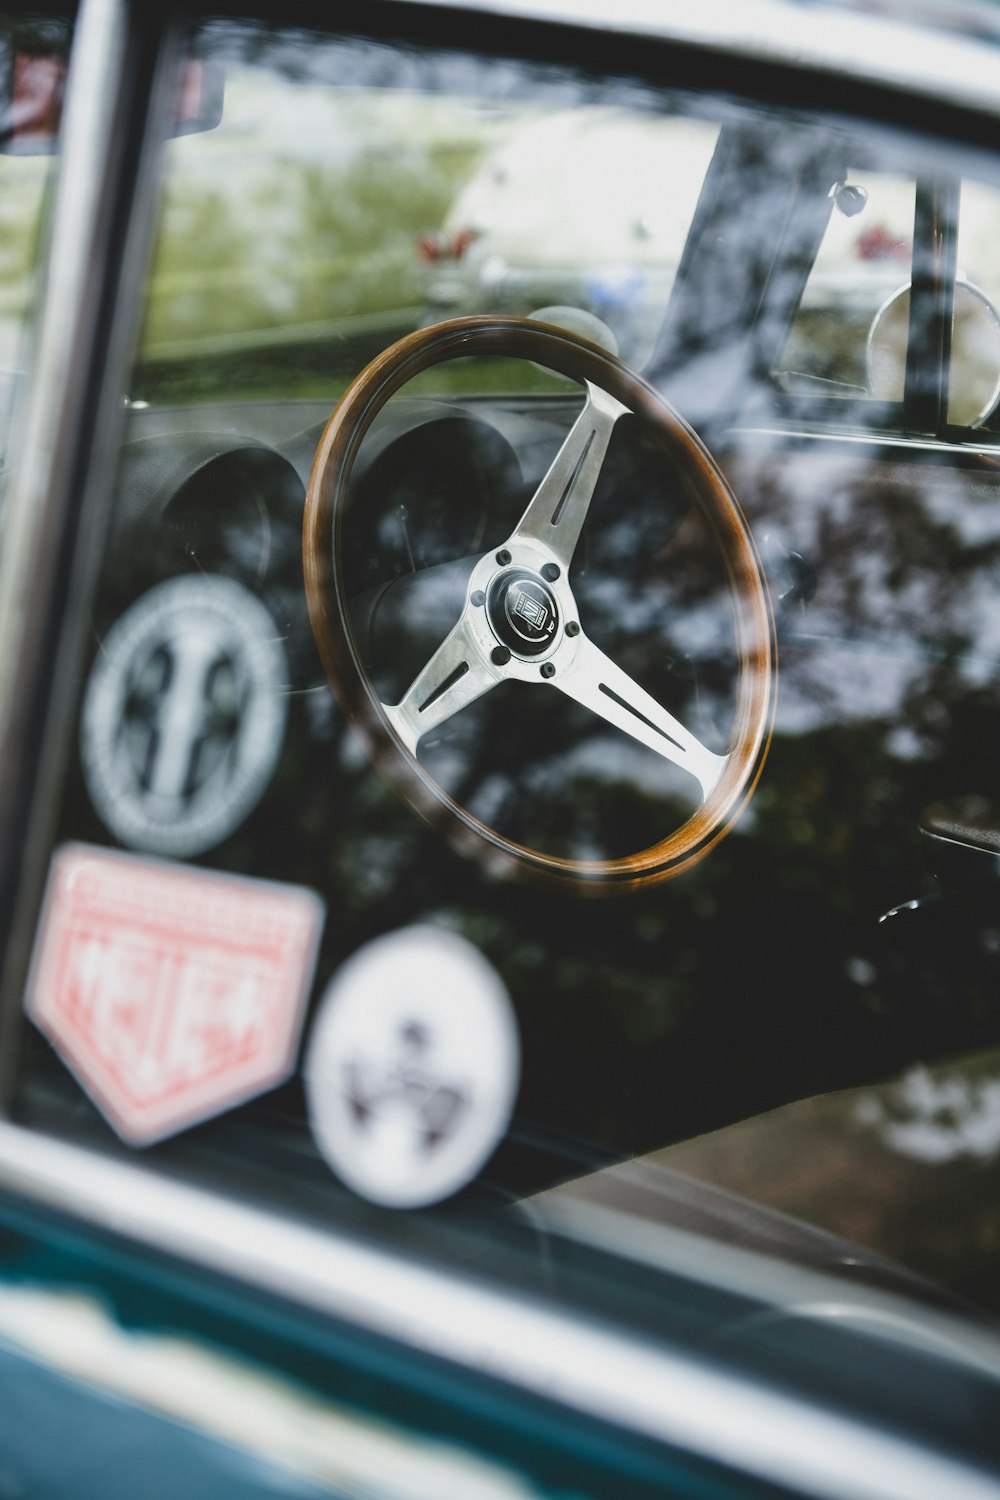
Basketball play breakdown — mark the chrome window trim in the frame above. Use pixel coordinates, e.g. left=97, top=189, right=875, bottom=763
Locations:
left=0, top=1120, right=998, bottom=1500
left=409, top=0, right=1000, bottom=121
left=0, top=0, right=126, bottom=822
left=0, top=0, right=129, bottom=1107
left=0, top=0, right=182, bottom=1105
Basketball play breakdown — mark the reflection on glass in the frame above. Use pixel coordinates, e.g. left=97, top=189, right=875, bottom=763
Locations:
left=778, top=169, right=914, bottom=396
left=134, top=33, right=718, bottom=405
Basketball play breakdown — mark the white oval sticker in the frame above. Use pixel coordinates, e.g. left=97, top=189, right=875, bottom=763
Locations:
left=305, top=927, right=520, bottom=1208
left=81, top=575, right=288, bottom=858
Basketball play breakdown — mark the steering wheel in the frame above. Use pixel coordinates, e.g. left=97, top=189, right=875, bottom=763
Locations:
left=303, top=317, right=775, bottom=893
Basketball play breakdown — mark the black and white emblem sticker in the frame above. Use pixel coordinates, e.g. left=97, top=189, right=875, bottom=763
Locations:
left=305, top=927, right=520, bottom=1208
left=81, top=576, right=288, bottom=857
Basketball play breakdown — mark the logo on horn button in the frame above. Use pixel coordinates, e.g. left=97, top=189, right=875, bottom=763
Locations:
left=488, top=570, right=559, bottom=657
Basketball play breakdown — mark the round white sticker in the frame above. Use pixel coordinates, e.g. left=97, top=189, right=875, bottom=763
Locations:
left=81, top=575, right=288, bottom=858
left=305, top=926, right=520, bottom=1208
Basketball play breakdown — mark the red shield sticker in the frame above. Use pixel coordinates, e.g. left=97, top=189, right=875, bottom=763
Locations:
left=26, top=845, right=324, bottom=1145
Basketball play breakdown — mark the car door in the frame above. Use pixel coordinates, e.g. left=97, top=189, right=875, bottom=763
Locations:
left=2, top=3, right=1000, bottom=1498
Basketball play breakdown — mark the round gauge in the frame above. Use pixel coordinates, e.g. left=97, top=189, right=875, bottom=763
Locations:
left=344, top=416, right=524, bottom=592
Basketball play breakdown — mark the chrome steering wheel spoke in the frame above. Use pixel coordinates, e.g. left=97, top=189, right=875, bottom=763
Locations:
left=552, top=633, right=727, bottom=801
left=509, top=381, right=630, bottom=569
left=384, top=610, right=498, bottom=755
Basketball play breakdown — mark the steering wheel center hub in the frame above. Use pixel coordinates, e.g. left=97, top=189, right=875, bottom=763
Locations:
left=487, top=569, right=559, bottom=657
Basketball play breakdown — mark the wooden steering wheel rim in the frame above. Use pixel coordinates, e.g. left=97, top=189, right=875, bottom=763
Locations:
left=303, top=316, right=776, bottom=893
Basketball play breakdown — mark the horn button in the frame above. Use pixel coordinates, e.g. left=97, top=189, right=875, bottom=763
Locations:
left=487, top=569, right=560, bottom=658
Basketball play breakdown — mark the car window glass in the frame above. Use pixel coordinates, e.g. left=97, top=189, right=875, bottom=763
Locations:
left=16, top=11, right=1000, bottom=1387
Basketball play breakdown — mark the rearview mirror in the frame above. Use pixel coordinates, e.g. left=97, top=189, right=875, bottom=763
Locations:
left=1, top=35, right=223, bottom=155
